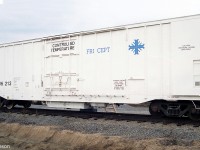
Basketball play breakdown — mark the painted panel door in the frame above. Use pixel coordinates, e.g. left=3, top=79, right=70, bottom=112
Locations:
left=44, top=38, right=79, bottom=97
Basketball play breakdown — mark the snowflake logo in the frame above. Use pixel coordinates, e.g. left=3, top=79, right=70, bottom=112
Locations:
left=129, top=39, right=145, bottom=55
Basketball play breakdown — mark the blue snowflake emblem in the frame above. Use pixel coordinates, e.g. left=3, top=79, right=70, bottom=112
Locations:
left=129, top=39, right=145, bottom=55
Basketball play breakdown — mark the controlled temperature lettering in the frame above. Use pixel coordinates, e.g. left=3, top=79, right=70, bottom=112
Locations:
left=51, top=41, right=75, bottom=52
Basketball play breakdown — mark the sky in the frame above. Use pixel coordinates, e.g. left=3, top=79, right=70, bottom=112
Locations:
left=0, top=0, right=200, bottom=43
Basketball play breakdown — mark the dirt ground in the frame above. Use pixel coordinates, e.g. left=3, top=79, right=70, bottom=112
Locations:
left=0, top=122, right=200, bottom=150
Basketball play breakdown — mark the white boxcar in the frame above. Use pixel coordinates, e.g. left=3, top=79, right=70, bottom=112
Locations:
left=0, top=15, right=200, bottom=119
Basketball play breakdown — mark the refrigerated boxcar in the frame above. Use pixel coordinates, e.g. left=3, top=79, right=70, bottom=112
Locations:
left=0, top=14, right=200, bottom=119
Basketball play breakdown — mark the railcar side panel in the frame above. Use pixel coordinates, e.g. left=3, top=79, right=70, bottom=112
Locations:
left=171, top=18, right=200, bottom=97
left=0, top=15, right=200, bottom=105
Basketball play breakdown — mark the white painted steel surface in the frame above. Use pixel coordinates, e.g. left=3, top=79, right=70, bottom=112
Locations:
left=0, top=15, right=200, bottom=104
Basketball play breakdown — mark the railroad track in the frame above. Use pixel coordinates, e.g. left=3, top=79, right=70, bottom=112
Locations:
left=0, top=107, right=200, bottom=127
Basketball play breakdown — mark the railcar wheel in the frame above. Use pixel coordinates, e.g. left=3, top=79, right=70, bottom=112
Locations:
left=23, top=102, right=31, bottom=108
left=6, top=101, right=15, bottom=110
left=188, top=107, right=200, bottom=121
left=0, top=99, right=5, bottom=108
left=149, top=101, right=162, bottom=116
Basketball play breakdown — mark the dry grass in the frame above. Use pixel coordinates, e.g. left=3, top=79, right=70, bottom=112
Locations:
left=0, top=122, right=199, bottom=150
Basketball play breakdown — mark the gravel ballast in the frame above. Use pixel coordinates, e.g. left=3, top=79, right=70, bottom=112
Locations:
left=0, top=108, right=200, bottom=141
